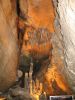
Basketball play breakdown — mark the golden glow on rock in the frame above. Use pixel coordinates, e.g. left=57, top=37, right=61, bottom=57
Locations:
left=27, top=0, right=55, bottom=32
left=45, top=65, right=72, bottom=95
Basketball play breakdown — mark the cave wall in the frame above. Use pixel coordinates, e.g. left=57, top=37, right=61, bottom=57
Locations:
left=53, top=0, right=75, bottom=93
left=0, top=0, right=75, bottom=95
left=0, top=0, right=19, bottom=91
left=19, top=0, right=74, bottom=95
left=19, top=0, right=55, bottom=32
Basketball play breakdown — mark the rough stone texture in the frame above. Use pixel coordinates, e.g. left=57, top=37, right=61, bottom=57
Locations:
left=19, top=0, right=73, bottom=95
left=0, top=0, right=74, bottom=95
left=19, top=0, right=53, bottom=75
left=53, top=0, right=75, bottom=93
left=0, top=0, right=19, bottom=91
left=19, top=0, right=55, bottom=32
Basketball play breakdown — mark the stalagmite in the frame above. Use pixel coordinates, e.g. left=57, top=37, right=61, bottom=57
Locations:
left=35, top=79, right=40, bottom=93
left=39, top=83, right=43, bottom=93
left=29, top=74, right=33, bottom=94
left=29, top=61, right=33, bottom=94
left=24, top=73, right=29, bottom=93
left=32, top=80, right=36, bottom=93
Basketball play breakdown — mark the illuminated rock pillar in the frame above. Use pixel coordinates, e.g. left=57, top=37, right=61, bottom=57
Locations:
left=32, top=80, right=36, bottom=93
left=24, top=73, right=29, bottom=93
left=40, top=83, right=43, bottom=93
left=35, top=79, right=40, bottom=93
left=29, top=61, right=33, bottom=95
left=29, top=72, right=33, bottom=95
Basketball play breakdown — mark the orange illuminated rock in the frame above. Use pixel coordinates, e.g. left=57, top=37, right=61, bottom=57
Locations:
left=19, top=0, right=55, bottom=32
left=19, top=0, right=55, bottom=61
left=44, top=65, right=72, bottom=95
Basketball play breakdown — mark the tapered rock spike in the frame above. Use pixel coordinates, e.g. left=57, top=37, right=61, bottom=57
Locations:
left=24, top=73, right=29, bottom=93
left=35, top=79, right=40, bottom=93
left=29, top=72, right=33, bottom=94
left=32, top=80, right=36, bottom=93
left=29, top=61, right=33, bottom=95
left=40, top=83, right=43, bottom=93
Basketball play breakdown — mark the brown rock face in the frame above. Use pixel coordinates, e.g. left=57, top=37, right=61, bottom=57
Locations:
left=0, top=0, right=19, bottom=91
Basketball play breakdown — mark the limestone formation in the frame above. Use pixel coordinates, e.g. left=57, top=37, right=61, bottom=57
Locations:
left=53, top=0, right=75, bottom=93
left=1, top=0, right=75, bottom=96
left=24, top=73, right=29, bottom=93
left=19, top=0, right=55, bottom=32
left=0, top=0, right=19, bottom=91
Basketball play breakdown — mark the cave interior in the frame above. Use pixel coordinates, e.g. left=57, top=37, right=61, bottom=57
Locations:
left=0, top=0, right=75, bottom=100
